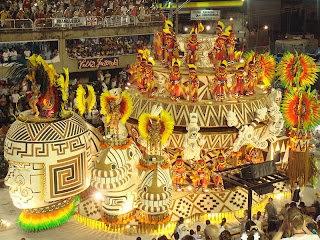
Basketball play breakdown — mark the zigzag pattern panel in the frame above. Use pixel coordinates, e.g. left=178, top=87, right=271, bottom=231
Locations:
left=48, top=153, right=87, bottom=200
left=130, top=94, right=270, bottom=127
left=6, top=113, right=88, bottom=143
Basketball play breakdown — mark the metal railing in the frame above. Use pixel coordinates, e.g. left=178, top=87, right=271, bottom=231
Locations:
left=0, top=16, right=162, bottom=31
left=0, top=19, right=34, bottom=30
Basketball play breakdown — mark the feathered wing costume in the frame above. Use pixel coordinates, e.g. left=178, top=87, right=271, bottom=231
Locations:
left=278, top=53, right=320, bottom=187
left=278, top=52, right=318, bottom=88
left=76, top=84, right=96, bottom=116
left=256, top=53, right=276, bottom=87
left=138, top=105, right=174, bottom=155
left=100, top=89, right=132, bottom=136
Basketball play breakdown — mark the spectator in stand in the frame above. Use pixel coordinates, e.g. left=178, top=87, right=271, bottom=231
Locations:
left=218, top=218, right=228, bottom=235
left=252, top=214, right=262, bottom=230
left=190, top=229, right=200, bottom=240
left=266, top=216, right=280, bottom=240
left=9, top=47, right=18, bottom=61
left=292, top=182, right=303, bottom=206
left=2, top=48, right=9, bottom=62
left=264, top=198, right=277, bottom=220
left=219, top=230, right=231, bottom=240
left=24, top=47, right=31, bottom=59
left=273, top=207, right=320, bottom=240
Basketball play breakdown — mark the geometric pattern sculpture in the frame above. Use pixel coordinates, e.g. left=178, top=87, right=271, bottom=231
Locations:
left=4, top=111, right=101, bottom=231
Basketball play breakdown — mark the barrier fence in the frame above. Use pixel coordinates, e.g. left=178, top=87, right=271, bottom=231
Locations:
left=0, top=15, right=162, bottom=31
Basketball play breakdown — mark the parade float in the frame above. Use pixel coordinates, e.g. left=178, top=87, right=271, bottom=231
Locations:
left=4, top=55, right=101, bottom=231
left=125, top=20, right=294, bottom=224
left=4, top=20, right=320, bottom=235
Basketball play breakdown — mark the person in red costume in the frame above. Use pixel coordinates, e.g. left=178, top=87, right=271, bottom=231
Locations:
left=209, top=35, right=227, bottom=70
left=191, top=158, right=210, bottom=192
left=145, top=58, right=155, bottom=98
left=233, top=63, right=245, bottom=98
left=213, top=60, right=228, bottom=102
left=172, top=153, right=186, bottom=190
left=187, top=27, right=199, bottom=64
left=246, top=60, right=256, bottom=96
left=187, top=64, right=199, bottom=102
left=225, top=24, right=236, bottom=66
left=163, top=20, right=177, bottom=66
left=214, top=150, right=226, bottom=190
left=169, top=58, right=182, bottom=101
left=137, top=52, right=147, bottom=92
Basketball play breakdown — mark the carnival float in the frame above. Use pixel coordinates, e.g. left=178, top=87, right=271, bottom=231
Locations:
left=3, top=19, right=320, bottom=233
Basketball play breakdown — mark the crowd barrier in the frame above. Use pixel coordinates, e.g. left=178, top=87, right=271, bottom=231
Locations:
left=0, top=15, right=162, bottom=31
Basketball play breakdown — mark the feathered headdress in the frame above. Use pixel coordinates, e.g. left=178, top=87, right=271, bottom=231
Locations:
left=216, top=20, right=225, bottom=31
left=187, top=64, right=197, bottom=73
left=172, top=58, right=181, bottom=67
left=216, top=149, right=225, bottom=158
left=76, top=84, right=96, bottom=115
left=236, top=63, right=245, bottom=71
left=197, top=22, right=204, bottom=33
left=190, top=27, right=197, bottom=36
left=165, top=20, right=173, bottom=28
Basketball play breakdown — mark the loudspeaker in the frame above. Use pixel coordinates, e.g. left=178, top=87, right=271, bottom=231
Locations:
left=241, top=161, right=277, bottom=179
left=254, top=185, right=275, bottom=195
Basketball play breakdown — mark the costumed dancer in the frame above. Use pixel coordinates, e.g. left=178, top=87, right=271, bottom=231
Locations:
left=100, top=88, right=132, bottom=138
left=172, top=152, right=186, bottom=190
left=233, top=63, right=245, bottom=98
left=214, top=149, right=226, bottom=190
left=209, top=35, right=227, bottom=70
left=145, top=58, right=156, bottom=98
left=187, top=27, right=199, bottom=64
left=169, top=58, right=182, bottom=101
left=213, top=60, right=228, bottom=102
left=245, top=58, right=256, bottom=96
left=138, top=105, right=174, bottom=156
left=164, top=20, right=177, bottom=66
left=225, top=24, right=236, bottom=66
left=187, top=64, right=199, bottom=102
left=190, top=158, right=210, bottom=192
left=139, top=49, right=151, bottom=93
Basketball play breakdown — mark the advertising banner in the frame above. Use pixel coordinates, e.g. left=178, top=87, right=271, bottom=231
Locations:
left=78, top=56, right=119, bottom=69
left=190, top=10, right=220, bottom=20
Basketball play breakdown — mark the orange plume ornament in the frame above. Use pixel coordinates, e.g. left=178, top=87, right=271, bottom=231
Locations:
left=277, top=52, right=318, bottom=88
left=281, top=89, right=320, bottom=131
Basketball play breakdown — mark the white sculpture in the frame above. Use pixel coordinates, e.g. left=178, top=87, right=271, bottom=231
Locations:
left=183, top=113, right=206, bottom=161
left=259, top=101, right=285, bottom=143
left=227, top=108, right=268, bottom=152
left=268, top=88, right=282, bottom=106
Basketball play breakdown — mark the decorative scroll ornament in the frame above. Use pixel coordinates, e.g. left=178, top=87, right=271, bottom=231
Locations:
left=227, top=107, right=268, bottom=152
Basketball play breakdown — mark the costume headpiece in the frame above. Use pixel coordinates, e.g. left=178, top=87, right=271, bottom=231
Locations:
left=172, top=58, right=181, bottom=67
left=216, top=20, right=225, bottom=31
left=220, top=60, right=228, bottom=68
left=236, top=63, right=245, bottom=71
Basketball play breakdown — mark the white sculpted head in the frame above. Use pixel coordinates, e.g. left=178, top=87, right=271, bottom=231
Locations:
left=4, top=113, right=98, bottom=209
left=91, top=141, right=142, bottom=215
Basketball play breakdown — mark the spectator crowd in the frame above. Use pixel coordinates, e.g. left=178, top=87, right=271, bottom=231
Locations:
left=0, top=41, right=58, bottom=63
left=0, top=0, right=161, bottom=28
left=66, top=35, right=152, bottom=59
